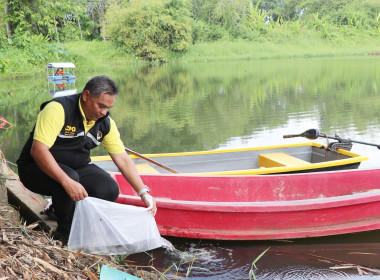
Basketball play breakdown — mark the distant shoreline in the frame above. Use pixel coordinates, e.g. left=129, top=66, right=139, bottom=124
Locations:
left=1, top=37, right=379, bottom=80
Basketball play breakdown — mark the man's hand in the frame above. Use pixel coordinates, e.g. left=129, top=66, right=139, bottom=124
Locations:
left=31, top=140, right=88, bottom=201
left=141, top=193, right=157, bottom=216
left=110, top=152, right=159, bottom=216
left=62, top=178, right=88, bottom=201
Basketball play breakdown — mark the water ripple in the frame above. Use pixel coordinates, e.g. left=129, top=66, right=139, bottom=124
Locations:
left=259, top=265, right=359, bottom=280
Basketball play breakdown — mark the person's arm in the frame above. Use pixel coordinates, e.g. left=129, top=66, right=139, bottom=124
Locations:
left=102, top=118, right=157, bottom=214
left=110, top=152, right=157, bottom=216
left=30, top=140, right=88, bottom=201
left=32, top=101, right=87, bottom=201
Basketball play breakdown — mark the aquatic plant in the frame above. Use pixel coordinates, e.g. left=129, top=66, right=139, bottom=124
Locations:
left=249, top=247, right=270, bottom=280
left=160, top=247, right=211, bottom=279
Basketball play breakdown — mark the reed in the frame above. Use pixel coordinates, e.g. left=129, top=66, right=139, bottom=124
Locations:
left=249, top=247, right=270, bottom=280
left=160, top=247, right=210, bottom=279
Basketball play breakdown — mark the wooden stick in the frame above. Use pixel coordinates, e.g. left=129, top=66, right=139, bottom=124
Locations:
left=125, top=147, right=178, bottom=174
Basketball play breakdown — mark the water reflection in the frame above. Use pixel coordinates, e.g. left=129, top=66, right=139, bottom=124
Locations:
left=110, top=57, right=380, bottom=156
left=47, top=79, right=77, bottom=98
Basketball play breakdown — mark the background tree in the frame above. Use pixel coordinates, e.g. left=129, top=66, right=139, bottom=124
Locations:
left=0, top=0, right=379, bottom=66
left=106, top=0, right=193, bottom=61
left=270, top=0, right=303, bottom=21
left=4, top=0, right=12, bottom=38
left=86, top=0, right=108, bottom=40
left=5, top=0, right=97, bottom=43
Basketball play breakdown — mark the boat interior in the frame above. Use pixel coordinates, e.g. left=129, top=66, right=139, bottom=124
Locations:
left=92, top=142, right=366, bottom=175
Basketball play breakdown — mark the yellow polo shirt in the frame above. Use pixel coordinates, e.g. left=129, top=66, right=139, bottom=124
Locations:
left=34, top=100, right=125, bottom=154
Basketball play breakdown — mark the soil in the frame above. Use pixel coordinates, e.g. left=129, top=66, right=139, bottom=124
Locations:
left=0, top=204, right=161, bottom=280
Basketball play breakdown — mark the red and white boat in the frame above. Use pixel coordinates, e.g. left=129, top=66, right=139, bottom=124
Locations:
left=93, top=130, right=380, bottom=240
left=112, top=168, right=380, bottom=240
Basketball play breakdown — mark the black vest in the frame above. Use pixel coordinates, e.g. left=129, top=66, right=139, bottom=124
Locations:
left=17, top=93, right=111, bottom=169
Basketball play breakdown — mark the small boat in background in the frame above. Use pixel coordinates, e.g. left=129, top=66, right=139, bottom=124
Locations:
left=46, top=62, right=77, bottom=98
left=46, top=62, right=76, bottom=82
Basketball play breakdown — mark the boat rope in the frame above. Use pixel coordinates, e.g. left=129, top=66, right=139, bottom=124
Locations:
left=319, top=133, right=329, bottom=159
left=0, top=119, right=44, bottom=206
left=0, top=149, right=44, bottom=206
left=0, top=116, right=12, bottom=129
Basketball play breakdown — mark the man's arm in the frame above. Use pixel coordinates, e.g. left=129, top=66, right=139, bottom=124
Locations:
left=110, top=152, right=157, bottom=216
left=30, top=140, right=88, bottom=201
left=32, top=101, right=88, bottom=201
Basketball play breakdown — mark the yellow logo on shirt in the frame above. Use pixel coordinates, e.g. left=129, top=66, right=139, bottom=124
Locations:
left=64, top=125, right=77, bottom=136
left=97, top=130, right=103, bottom=140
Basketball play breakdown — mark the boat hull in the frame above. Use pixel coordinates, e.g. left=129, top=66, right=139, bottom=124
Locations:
left=113, top=168, right=380, bottom=240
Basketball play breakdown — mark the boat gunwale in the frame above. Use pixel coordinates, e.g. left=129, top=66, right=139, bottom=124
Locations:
left=117, top=189, right=380, bottom=212
left=92, top=142, right=364, bottom=161
left=92, top=142, right=368, bottom=175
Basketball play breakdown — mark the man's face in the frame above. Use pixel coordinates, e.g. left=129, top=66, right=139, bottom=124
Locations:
left=81, top=90, right=115, bottom=121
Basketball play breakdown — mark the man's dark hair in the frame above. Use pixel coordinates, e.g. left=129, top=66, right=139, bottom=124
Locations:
left=83, top=75, right=119, bottom=97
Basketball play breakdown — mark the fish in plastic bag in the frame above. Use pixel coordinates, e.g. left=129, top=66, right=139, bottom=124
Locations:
left=68, top=196, right=163, bottom=255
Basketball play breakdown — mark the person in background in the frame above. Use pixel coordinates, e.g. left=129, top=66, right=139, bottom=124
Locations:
left=55, top=68, right=64, bottom=76
left=16, top=75, right=156, bottom=243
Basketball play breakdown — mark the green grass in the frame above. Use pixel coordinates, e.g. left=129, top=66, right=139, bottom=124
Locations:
left=0, top=40, right=137, bottom=80
left=1, top=31, right=379, bottom=80
left=62, top=41, right=137, bottom=72
left=179, top=34, right=380, bottom=62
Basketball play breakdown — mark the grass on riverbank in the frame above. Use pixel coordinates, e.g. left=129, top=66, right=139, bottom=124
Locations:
left=0, top=41, right=136, bottom=80
left=62, top=41, right=137, bottom=72
left=1, top=32, right=379, bottom=80
left=180, top=32, right=380, bottom=62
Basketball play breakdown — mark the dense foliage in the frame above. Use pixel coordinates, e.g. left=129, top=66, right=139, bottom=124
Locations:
left=0, top=0, right=379, bottom=65
left=106, top=0, right=193, bottom=62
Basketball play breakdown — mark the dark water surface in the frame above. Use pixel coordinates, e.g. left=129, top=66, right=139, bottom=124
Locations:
left=1, top=56, right=380, bottom=279
left=136, top=233, right=380, bottom=279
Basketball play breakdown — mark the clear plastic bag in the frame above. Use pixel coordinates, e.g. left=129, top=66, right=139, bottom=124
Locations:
left=68, top=197, right=162, bottom=255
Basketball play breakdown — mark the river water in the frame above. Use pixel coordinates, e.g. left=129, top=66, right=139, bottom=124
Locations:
left=1, top=56, right=380, bottom=279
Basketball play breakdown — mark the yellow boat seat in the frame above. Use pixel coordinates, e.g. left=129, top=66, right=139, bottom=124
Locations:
left=259, top=153, right=310, bottom=168
left=135, top=163, right=160, bottom=174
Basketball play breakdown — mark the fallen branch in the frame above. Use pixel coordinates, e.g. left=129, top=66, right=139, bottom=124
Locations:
left=33, top=257, right=65, bottom=275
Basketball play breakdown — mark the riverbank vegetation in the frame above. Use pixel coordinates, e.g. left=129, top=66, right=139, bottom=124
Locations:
left=0, top=0, right=379, bottom=75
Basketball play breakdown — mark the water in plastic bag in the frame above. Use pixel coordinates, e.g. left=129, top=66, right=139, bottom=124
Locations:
left=68, top=197, right=163, bottom=255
